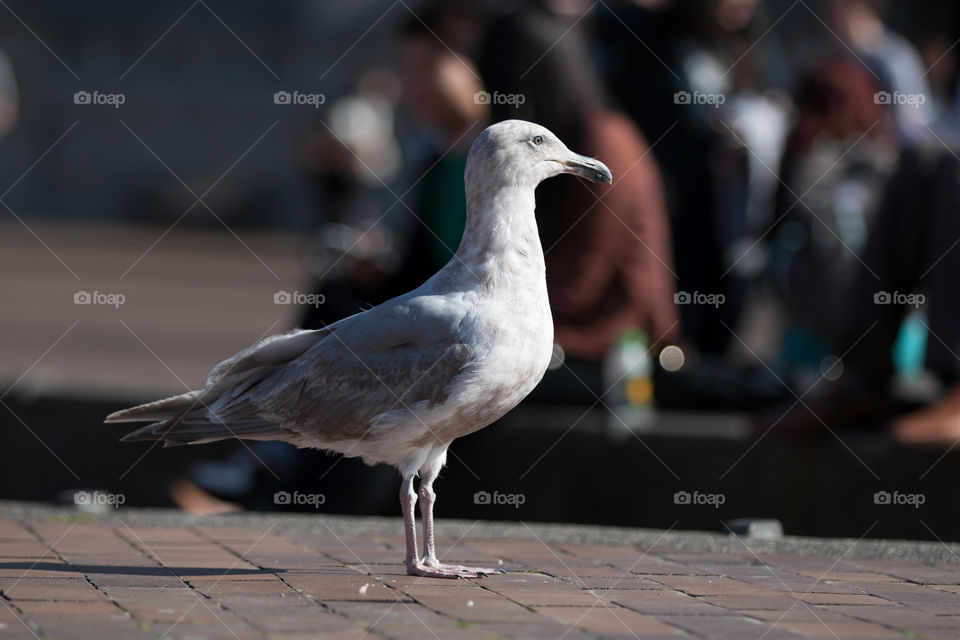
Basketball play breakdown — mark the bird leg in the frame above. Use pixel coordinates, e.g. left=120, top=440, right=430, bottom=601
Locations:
left=405, top=464, right=503, bottom=579
left=400, top=473, right=420, bottom=573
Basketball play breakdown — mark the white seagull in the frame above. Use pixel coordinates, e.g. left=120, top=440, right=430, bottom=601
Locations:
left=106, top=120, right=612, bottom=578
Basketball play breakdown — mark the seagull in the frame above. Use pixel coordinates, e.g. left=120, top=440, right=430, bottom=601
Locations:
left=106, top=120, right=612, bottom=578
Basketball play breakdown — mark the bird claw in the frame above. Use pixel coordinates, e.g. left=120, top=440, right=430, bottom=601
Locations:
left=407, top=562, right=503, bottom=579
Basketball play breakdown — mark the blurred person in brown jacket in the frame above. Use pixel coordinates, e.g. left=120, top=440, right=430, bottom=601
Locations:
left=479, top=6, right=679, bottom=399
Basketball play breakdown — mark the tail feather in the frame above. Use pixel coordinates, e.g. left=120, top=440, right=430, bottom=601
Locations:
left=110, top=391, right=291, bottom=447
left=119, top=417, right=290, bottom=447
left=105, top=391, right=203, bottom=423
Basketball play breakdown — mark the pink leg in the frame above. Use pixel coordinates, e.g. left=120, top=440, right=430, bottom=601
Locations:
left=400, top=473, right=420, bottom=572
left=407, top=450, right=503, bottom=579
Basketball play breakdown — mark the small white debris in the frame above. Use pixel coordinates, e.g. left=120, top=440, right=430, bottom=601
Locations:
left=466, top=600, right=474, bottom=607
left=497, top=559, right=504, bottom=565
left=358, top=583, right=370, bottom=595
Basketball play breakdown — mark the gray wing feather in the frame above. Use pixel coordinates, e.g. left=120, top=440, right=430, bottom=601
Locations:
left=249, top=341, right=472, bottom=441
left=204, top=292, right=474, bottom=442
left=115, top=291, right=474, bottom=447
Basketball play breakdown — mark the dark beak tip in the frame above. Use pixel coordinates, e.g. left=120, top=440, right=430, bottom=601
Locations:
left=560, top=157, right=613, bottom=184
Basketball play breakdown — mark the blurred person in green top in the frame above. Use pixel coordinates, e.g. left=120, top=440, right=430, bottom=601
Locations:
left=398, top=6, right=489, bottom=276
left=300, top=5, right=489, bottom=330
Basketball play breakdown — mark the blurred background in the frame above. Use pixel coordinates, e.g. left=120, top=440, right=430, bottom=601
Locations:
left=3, top=0, right=960, bottom=541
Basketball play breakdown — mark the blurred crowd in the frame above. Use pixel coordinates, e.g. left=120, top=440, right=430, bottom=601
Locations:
left=168, top=0, right=960, bottom=511
left=295, top=0, right=960, bottom=445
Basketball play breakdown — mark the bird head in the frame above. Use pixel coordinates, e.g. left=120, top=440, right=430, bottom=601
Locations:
left=465, top=120, right=613, bottom=192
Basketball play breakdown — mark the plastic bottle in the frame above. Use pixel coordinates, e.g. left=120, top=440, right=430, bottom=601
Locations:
left=603, top=329, right=654, bottom=436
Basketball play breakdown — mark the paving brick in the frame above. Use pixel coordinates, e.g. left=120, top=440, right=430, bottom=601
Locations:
left=400, top=583, right=542, bottom=623
left=557, top=575, right=665, bottom=590
left=283, top=574, right=410, bottom=601
left=932, top=584, right=960, bottom=594
left=606, top=588, right=731, bottom=615
left=796, top=592, right=896, bottom=606
left=324, top=601, right=491, bottom=639
left=0, top=542, right=55, bottom=558
left=27, top=613, right=152, bottom=639
left=656, top=614, right=808, bottom=639
left=737, top=606, right=854, bottom=622
left=879, top=566, right=960, bottom=585
left=15, top=600, right=122, bottom=615
left=533, top=605, right=686, bottom=635
left=4, top=583, right=107, bottom=602
left=83, top=572, right=186, bottom=588
left=539, top=565, right=635, bottom=578
left=753, top=579, right=867, bottom=594
left=795, top=570, right=907, bottom=583
left=607, top=557, right=696, bottom=574
left=863, top=583, right=960, bottom=614
left=472, top=620, right=597, bottom=639
left=194, top=578, right=299, bottom=596
left=212, top=592, right=320, bottom=610
left=699, top=593, right=807, bottom=610
left=267, top=632, right=367, bottom=640
left=0, top=519, right=35, bottom=538
left=143, top=619, right=263, bottom=640
left=126, top=602, right=242, bottom=625
left=483, top=573, right=607, bottom=606
left=774, top=619, right=905, bottom=638
left=819, top=604, right=951, bottom=629
left=243, top=609, right=364, bottom=633
left=184, top=569, right=285, bottom=580
left=648, top=574, right=770, bottom=595
left=659, top=551, right=754, bottom=565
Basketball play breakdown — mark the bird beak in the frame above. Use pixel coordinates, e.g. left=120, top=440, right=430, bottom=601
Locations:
left=559, top=153, right=613, bottom=184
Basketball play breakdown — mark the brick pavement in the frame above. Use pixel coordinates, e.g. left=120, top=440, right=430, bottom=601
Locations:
left=1, top=507, right=959, bottom=639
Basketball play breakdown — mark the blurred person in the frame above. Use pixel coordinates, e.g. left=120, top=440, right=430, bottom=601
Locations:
left=761, top=143, right=960, bottom=445
left=0, top=48, right=16, bottom=138
left=393, top=7, right=489, bottom=281
left=915, top=32, right=957, bottom=126
left=826, top=0, right=936, bottom=139
left=586, top=0, right=794, bottom=410
left=770, top=57, right=897, bottom=386
left=596, top=0, right=792, bottom=357
left=299, top=68, right=406, bottom=329
left=479, top=6, right=680, bottom=401
left=301, top=6, right=489, bottom=331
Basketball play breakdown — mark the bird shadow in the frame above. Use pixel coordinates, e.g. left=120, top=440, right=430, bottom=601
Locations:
left=0, top=561, right=283, bottom=577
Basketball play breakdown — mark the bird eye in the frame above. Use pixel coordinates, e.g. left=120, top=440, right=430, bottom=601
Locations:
left=532, top=135, right=543, bottom=145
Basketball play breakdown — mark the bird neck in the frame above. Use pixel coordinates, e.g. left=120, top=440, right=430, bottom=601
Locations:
left=447, top=184, right=546, bottom=289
